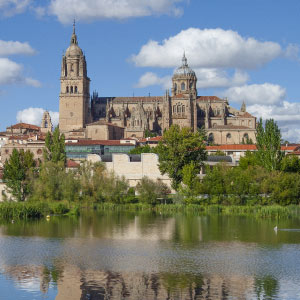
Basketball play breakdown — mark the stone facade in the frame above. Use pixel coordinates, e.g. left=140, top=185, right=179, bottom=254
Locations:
left=59, top=27, right=257, bottom=144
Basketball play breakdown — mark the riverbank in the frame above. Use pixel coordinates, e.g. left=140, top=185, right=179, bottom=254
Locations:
left=0, top=201, right=299, bottom=220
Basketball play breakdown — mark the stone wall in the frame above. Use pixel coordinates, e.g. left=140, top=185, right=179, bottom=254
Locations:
left=87, top=153, right=172, bottom=189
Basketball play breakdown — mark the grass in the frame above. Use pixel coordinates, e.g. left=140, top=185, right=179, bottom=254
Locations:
left=0, top=201, right=298, bottom=220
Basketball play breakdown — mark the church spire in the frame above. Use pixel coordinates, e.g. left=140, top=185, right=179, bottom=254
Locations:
left=182, top=51, right=188, bottom=67
left=70, top=19, right=78, bottom=45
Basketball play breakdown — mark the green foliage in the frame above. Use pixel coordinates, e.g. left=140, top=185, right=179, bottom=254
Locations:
left=239, top=151, right=259, bottom=170
left=144, top=129, right=157, bottom=138
left=179, top=162, right=202, bottom=199
left=256, top=118, right=283, bottom=171
left=136, top=177, right=170, bottom=205
left=44, top=127, right=66, bottom=164
left=3, top=149, right=36, bottom=201
left=129, top=144, right=156, bottom=154
left=280, top=155, right=300, bottom=173
left=210, top=150, right=226, bottom=156
left=156, top=125, right=207, bottom=190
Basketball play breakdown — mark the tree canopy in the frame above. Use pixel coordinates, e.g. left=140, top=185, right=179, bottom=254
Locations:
left=156, top=125, right=207, bottom=190
left=3, top=149, right=36, bottom=201
left=43, top=127, right=66, bottom=164
left=255, top=118, right=283, bottom=171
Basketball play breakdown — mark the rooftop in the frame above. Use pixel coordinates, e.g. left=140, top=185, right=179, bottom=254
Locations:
left=7, top=123, right=40, bottom=131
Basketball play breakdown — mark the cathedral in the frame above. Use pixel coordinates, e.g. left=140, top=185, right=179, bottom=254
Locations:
left=59, top=25, right=256, bottom=144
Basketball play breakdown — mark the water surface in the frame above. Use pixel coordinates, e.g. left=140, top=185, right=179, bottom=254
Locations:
left=0, top=211, right=300, bottom=299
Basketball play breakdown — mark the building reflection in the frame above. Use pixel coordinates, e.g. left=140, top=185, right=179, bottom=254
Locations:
left=1, top=263, right=279, bottom=300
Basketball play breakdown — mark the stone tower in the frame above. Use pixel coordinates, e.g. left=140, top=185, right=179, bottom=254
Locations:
left=59, top=22, right=90, bottom=132
left=41, top=111, right=53, bottom=133
left=169, top=53, right=198, bottom=131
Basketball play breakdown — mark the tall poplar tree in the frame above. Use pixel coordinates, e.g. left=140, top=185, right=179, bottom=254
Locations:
left=43, top=127, right=66, bottom=164
left=256, top=118, right=283, bottom=171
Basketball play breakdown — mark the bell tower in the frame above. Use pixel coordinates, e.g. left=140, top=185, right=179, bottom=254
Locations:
left=59, top=22, right=90, bottom=132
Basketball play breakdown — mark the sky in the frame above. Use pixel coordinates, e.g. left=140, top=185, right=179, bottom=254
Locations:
left=1, top=0, right=300, bottom=141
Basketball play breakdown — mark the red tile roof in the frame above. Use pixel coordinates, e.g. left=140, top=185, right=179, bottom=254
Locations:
left=207, top=145, right=300, bottom=151
left=8, top=135, right=30, bottom=140
left=207, top=145, right=257, bottom=151
left=66, top=160, right=80, bottom=168
left=66, top=140, right=132, bottom=146
left=197, top=96, right=224, bottom=102
left=7, top=123, right=40, bottom=131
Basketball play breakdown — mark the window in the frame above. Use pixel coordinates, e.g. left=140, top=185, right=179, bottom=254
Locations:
left=244, top=133, right=249, bottom=139
left=181, top=82, right=185, bottom=90
left=75, top=86, right=78, bottom=93
left=208, top=133, right=214, bottom=143
left=178, top=105, right=181, bottom=113
left=182, top=106, right=185, bottom=113
left=70, top=86, right=73, bottom=93
left=226, top=133, right=231, bottom=139
left=173, top=105, right=176, bottom=113
left=174, top=83, right=177, bottom=91
left=66, top=86, right=69, bottom=93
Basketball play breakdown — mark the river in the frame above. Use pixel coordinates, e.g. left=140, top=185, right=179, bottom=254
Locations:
left=0, top=210, right=300, bottom=299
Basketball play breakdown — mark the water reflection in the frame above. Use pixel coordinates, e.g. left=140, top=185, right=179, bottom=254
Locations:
left=0, top=211, right=299, bottom=299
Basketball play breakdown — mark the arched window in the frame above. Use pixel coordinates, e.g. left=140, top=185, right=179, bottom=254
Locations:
left=66, top=86, right=69, bottom=93
left=208, top=133, right=214, bottom=143
left=74, top=86, right=78, bottom=93
left=70, top=86, right=73, bottom=93
left=44, top=120, right=48, bottom=128
left=174, top=83, right=177, bottom=91
left=182, top=106, right=185, bottom=113
left=173, top=105, right=176, bottom=113
left=226, top=133, right=231, bottom=139
left=244, top=133, right=249, bottom=140
left=178, top=105, right=181, bottom=113
left=181, top=82, right=185, bottom=90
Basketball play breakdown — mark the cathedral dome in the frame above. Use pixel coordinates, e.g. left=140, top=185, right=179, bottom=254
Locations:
left=173, top=53, right=196, bottom=77
left=66, top=44, right=83, bottom=57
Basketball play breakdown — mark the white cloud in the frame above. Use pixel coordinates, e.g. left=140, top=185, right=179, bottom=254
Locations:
left=222, top=83, right=286, bottom=105
left=196, top=69, right=248, bottom=89
left=131, top=28, right=285, bottom=69
left=16, top=108, right=59, bottom=127
left=0, top=0, right=31, bottom=16
left=49, top=0, right=184, bottom=23
left=0, top=40, right=36, bottom=56
left=135, top=72, right=171, bottom=89
left=247, top=101, right=300, bottom=142
left=0, top=57, right=40, bottom=86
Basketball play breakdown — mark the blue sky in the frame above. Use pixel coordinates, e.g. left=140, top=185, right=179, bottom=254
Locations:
left=1, top=0, right=300, bottom=141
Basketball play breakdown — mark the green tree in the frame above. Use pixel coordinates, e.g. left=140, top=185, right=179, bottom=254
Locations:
left=256, top=118, right=283, bottom=171
left=179, top=162, right=202, bottom=198
left=43, top=127, right=66, bottom=164
left=3, top=149, right=36, bottom=201
left=129, top=144, right=156, bottom=154
left=280, top=155, right=300, bottom=173
left=156, top=125, right=207, bottom=190
left=136, top=177, right=170, bottom=205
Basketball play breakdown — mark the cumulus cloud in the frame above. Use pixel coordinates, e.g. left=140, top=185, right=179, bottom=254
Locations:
left=131, top=28, right=287, bottom=69
left=196, top=69, right=248, bottom=89
left=135, top=72, right=171, bottom=89
left=0, top=40, right=36, bottom=56
left=136, top=69, right=249, bottom=90
left=222, top=83, right=286, bottom=105
left=0, top=58, right=40, bottom=86
left=16, top=108, right=59, bottom=127
left=49, top=0, right=184, bottom=23
left=0, top=0, right=31, bottom=16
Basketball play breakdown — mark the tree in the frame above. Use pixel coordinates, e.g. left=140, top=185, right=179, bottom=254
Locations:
left=280, top=155, right=300, bottom=173
left=3, top=149, right=36, bottom=201
left=129, top=144, right=156, bottom=154
left=179, top=162, right=202, bottom=198
left=156, top=125, right=207, bottom=190
left=255, top=118, right=283, bottom=171
left=43, top=127, right=66, bottom=164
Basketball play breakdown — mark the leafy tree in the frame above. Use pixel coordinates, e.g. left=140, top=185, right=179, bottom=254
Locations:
left=136, top=177, right=170, bottom=205
left=239, top=151, right=259, bottom=170
left=144, top=129, right=157, bottom=138
left=256, top=118, right=283, bottom=171
left=43, top=127, right=66, bottom=164
left=280, top=155, right=300, bottom=173
left=129, top=144, right=156, bottom=154
left=179, top=162, right=202, bottom=198
left=156, top=125, right=207, bottom=190
left=3, top=149, right=36, bottom=201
